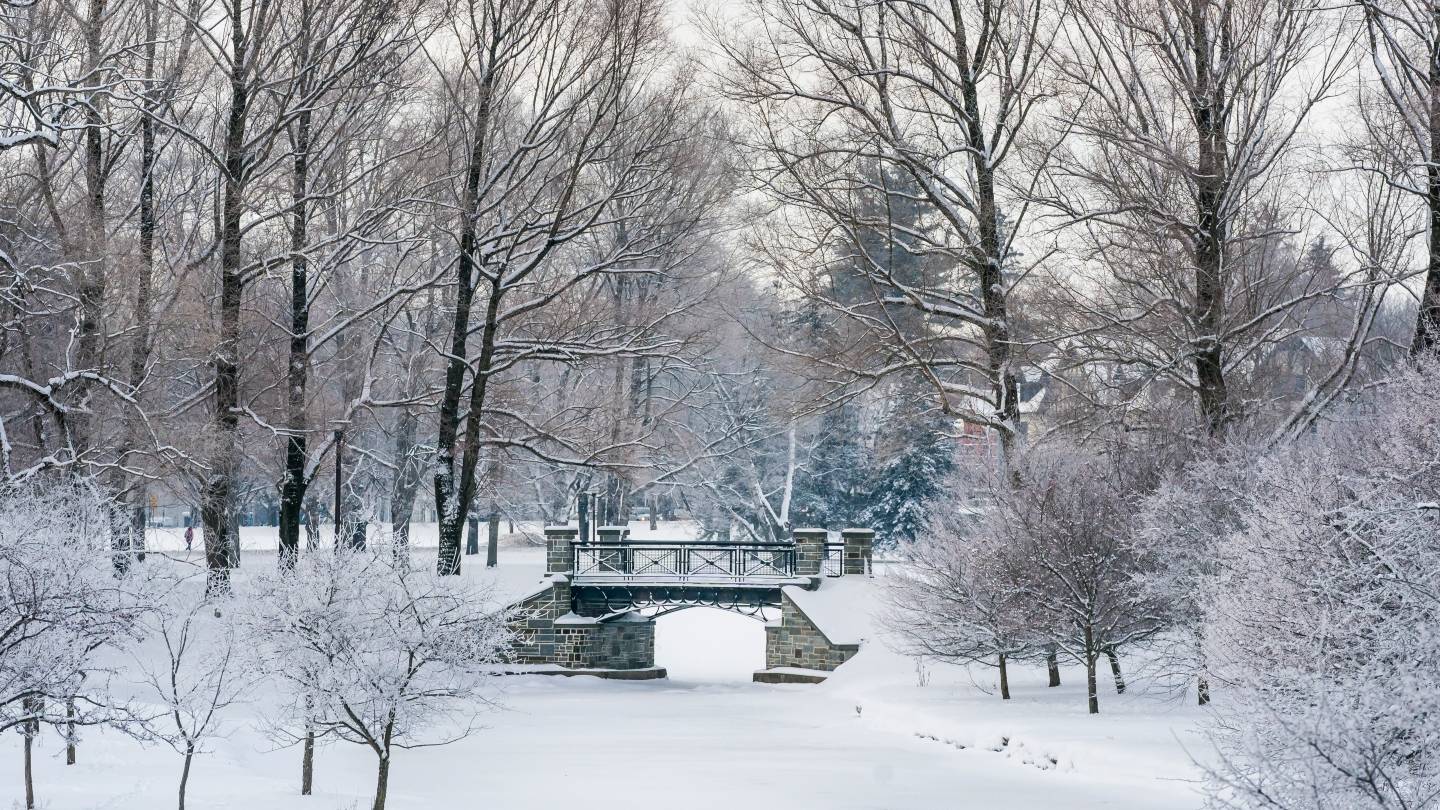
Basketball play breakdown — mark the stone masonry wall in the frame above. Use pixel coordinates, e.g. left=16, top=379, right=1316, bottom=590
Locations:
left=508, top=577, right=571, bottom=665
left=507, top=578, right=656, bottom=669
left=588, top=615, right=655, bottom=669
left=544, top=526, right=577, bottom=574
left=764, top=590, right=859, bottom=671
left=793, top=528, right=825, bottom=576
left=841, top=528, right=874, bottom=575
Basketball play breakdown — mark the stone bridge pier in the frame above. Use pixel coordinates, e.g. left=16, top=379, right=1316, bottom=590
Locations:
left=504, top=526, right=875, bottom=682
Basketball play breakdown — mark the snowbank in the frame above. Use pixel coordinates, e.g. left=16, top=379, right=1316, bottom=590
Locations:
left=782, top=576, right=878, bottom=645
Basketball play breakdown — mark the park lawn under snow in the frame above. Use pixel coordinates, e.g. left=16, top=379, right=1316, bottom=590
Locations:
left=8, top=525, right=1210, bottom=810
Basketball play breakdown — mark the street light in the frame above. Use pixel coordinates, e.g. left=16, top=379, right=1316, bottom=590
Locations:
left=331, top=420, right=350, bottom=547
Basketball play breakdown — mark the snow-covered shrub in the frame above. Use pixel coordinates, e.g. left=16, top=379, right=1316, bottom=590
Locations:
left=243, top=546, right=513, bottom=810
left=885, top=497, right=1031, bottom=699
left=1135, top=452, right=1254, bottom=704
left=0, top=479, right=144, bottom=732
left=1201, top=364, right=1440, bottom=809
left=889, top=447, right=1164, bottom=712
left=133, top=576, right=255, bottom=810
left=0, top=479, right=148, bottom=806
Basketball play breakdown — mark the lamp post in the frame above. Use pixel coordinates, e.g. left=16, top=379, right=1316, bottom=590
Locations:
left=333, top=426, right=345, bottom=547
left=578, top=491, right=591, bottom=544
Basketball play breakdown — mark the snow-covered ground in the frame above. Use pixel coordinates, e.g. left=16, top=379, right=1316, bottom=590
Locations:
left=143, top=519, right=704, bottom=553
left=10, top=523, right=1210, bottom=810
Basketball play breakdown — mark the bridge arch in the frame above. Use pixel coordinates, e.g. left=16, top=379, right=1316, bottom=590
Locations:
left=654, top=605, right=767, bottom=682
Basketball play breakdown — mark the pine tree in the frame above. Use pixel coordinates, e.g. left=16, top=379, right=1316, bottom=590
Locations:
left=792, top=403, right=871, bottom=528
left=861, top=413, right=954, bottom=549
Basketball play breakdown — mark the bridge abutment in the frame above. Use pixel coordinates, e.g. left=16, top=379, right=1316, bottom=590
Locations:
left=508, top=575, right=662, bottom=672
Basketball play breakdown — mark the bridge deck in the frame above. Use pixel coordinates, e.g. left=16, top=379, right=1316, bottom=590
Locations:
left=571, top=541, right=836, bottom=585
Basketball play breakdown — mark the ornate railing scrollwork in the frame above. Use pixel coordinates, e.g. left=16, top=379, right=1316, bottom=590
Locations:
left=571, top=541, right=798, bottom=584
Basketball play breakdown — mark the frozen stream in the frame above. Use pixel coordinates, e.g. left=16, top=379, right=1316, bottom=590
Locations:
left=10, top=533, right=1205, bottom=810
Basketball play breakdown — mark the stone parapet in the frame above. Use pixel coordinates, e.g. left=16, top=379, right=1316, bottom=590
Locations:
left=792, top=528, right=826, bottom=576
left=544, top=525, right=578, bottom=575
left=840, top=528, right=874, bottom=575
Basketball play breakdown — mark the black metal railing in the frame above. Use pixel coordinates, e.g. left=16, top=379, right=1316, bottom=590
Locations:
left=571, top=541, right=798, bottom=583
left=821, top=542, right=846, bottom=577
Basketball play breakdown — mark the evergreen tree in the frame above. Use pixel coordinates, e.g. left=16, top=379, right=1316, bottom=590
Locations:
left=792, top=403, right=871, bottom=528
left=861, top=412, right=954, bottom=549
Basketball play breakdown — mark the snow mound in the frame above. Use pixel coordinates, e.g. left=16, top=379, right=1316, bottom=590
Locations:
left=783, top=576, right=879, bottom=646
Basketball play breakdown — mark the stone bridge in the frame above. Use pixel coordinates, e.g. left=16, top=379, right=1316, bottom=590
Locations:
left=506, top=526, right=875, bottom=682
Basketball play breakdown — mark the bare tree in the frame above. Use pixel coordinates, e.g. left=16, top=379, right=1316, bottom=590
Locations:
left=1357, top=0, right=1440, bottom=356
left=712, top=0, right=1069, bottom=465
left=1041, top=0, right=1358, bottom=441
left=245, top=546, right=511, bottom=810
left=0, top=480, right=145, bottom=808
left=133, top=583, right=254, bottom=810
left=271, top=0, right=430, bottom=567
left=969, top=447, right=1162, bottom=714
left=886, top=498, right=1030, bottom=700
left=426, top=0, right=724, bottom=573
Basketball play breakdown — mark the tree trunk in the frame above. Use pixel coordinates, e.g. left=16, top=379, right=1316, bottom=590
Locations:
left=371, top=754, right=391, bottom=810
left=277, top=16, right=315, bottom=572
left=1104, top=646, right=1126, bottom=694
left=433, top=74, right=497, bottom=577
left=348, top=517, right=368, bottom=550
left=465, top=510, right=480, bottom=555
left=229, top=511, right=242, bottom=567
left=1085, top=626, right=1100, bottom=714
left=486, top=510, right=499, bottom=567
left=178, top=742, right=193, bottom=810
left=389, top=409, right=420, bottom=547
left=304, top=499, right=320, bottom=551
left=23, top=715, right=35, bottom=810
left=998, top=653, right=1011, bottom=700
left=444, top=290, right=503, bottom=573
left=1415, top=49, right=1440, bottom=355
left=1046, top=649, right=1061, bottom=687
left=937, top=19, right=1022, bottom=465
left=74, top=0, right=108, bottom=458
left=124, top=0, right=162, bottom=568
left=1190, top=0, right=1231, bottom=438
left=202, top=0, right=253, bottom=594
left=66, top=697, right=76, bottom=764
left=1196, top=631, right=1211, bottom=705
left=301, top=725, right=314, bottom=795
